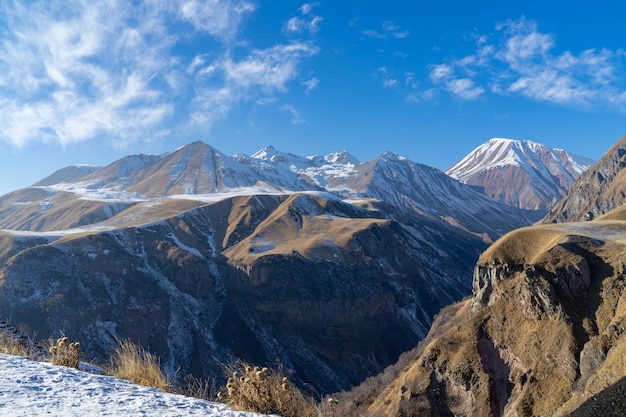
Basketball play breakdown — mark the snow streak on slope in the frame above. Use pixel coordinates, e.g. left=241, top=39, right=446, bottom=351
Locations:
left=447, top=138, right=595, bottom=210
left=0, top=354, right=271, bottom=417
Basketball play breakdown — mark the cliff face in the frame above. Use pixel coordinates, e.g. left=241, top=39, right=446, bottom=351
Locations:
left=340, top=211, right=626, bottom=416
left=543, top=134, right=626, bottom=223
left=0, top=193, right=483, bottom=394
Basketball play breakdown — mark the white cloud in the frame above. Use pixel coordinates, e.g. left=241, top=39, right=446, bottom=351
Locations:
left=430, top=63, right=484, bottom=100
left=221, top=43, right=319, bottom=92
left=179, top=0, right=255, bottom=40
left=189, top=42, right=319, bottom=126
left=430, top=64, right=454, bottom=83
left=429, top=17, right=626, bottom=108
left=284, top=3, right=323, bottom=35
left=281, top=104, right=306, bottom=125
left=404, top=89, right=437, bottom=104
left=447, top=79, right=484, bottom=100
left=362, top=30, right=387, bottom=40
left=391, top=31, right=410, bottom=39
left=362, top=20, right=409, bottom=40
left=0, top=1, right=318, bottom=148
left=285, top=16, right=323, bottom=34
left=0, top=1, right=177, bottom=146
left=302, top=77, right=320, bottom=93
left=299, top=3, right=319, bottom=15
left=381, top=21, right=399, bottom=32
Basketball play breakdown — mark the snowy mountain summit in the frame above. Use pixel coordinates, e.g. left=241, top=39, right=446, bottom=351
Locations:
left=447, top=138, right=595, bottom=211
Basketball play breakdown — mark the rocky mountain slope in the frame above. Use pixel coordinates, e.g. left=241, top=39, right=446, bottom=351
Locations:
left=447, top=138, right=594, bottom=212
left=336, top=206, right=626, bottom=416
left=0, top=141, right=536, bottom=395
left=544, top=134, right=626, bottom=223
left=336, top=134, right=626, bottom=417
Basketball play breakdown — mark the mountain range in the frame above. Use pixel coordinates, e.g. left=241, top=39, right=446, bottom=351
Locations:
left=0, top=140, right=546, bottom=395
left=0, top=137, right=597, bottom=400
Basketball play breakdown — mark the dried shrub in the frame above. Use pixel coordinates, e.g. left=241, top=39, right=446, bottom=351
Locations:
left=49, top=336, right=81, bottom=368
left=218, top=360, right=319, bottom=417
left=108, top=339, right=170, bottom=392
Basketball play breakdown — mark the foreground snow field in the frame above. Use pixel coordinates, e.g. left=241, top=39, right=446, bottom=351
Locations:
left=0, top=354, right=272, bottom=417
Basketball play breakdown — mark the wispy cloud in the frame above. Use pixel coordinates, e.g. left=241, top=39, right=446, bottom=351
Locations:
left=429, top=64, right=485, bottom=100
left=429, top=17, right=626, bottom=109
left=284, top=3, right=323, bottom=35
left=362, top=20, right=410, bottom=40
left=281, top=104, right=307, bottom=125
left=189, top=42, right=319, bottom=127
left=0, top=1, right=318, bottom=148
left=179, top=0, right=255, bottom=40
left=302, top=77, right=320, bottom=93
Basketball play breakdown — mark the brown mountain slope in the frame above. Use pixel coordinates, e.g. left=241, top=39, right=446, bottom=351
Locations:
left=0, top=192, right=484, bottom=395
left=543, top=134, right=626, bottom=223
left=336, top=210, right=626, bottom=417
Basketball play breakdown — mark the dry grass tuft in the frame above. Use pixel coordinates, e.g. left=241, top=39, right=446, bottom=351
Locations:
left=218, top=360, right=319, bottom=417
left=0, top=321, right=45, bottom=360
left=179, top=374, right=216, bottom=401
left=0, top=333, right=32, bottom=357
left=49, top=336, right=81, bottom=368
left=108, top=339, right=171, bottom=392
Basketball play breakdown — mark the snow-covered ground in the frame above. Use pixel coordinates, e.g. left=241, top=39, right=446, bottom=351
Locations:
left=0, top=354, right=272, bottom=417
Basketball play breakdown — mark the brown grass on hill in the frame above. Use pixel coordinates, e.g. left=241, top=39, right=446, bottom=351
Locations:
left=49, top=336, right=81, bottom=368
left=107, top=339, right=171, bottom=392
left=479, top=225, right=567, bottom=265
left=218, top=360, right=319, bottom=417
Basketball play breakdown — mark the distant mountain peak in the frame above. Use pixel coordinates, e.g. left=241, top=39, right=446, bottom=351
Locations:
left=251, top=145, right=279, bottom=160
left=447, top=138, right=595, bottom=211
left=317, top=150, right=359, bottom=165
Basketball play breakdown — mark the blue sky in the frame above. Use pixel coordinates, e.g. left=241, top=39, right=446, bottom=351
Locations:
left=0, top=0, right=625, bottom=195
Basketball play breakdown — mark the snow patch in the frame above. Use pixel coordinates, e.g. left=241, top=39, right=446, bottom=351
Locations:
left=0, top=354, right=271, bottom=417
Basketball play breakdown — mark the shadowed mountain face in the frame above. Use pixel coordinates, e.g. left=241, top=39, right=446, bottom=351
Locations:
left=544, top=134, right=626, bottom=223
left=0, top=141, right=536, bottom=394
left=447, top=138, right=594, bottom=212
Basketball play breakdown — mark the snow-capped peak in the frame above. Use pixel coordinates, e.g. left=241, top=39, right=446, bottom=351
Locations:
left=251, top=145, right=277, bottom=160
left=447, top=137, right=595, bottom=210
left=323, top=150, right=359, bottom=165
